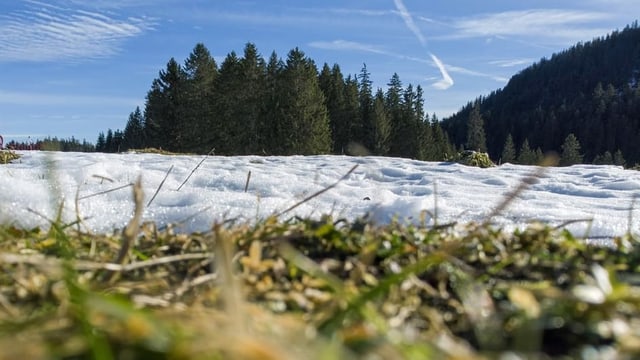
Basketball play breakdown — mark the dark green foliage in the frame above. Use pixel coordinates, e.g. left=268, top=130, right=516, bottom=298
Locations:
left=441, top=24, right=640, bottom=166
left=97, top=42, right=453, bottom=159
left=39, top=137, right=95, bottom=152
left=593, top=151, right=613, bottom=165
left=466, top=104, right=487, bottom=152
left=276, top=48, right=331, bottom=154
left=501, top=133, right=516, bottom=164
left=371, top=89, right=391, bottom=155
left=560, top=133, right=583, bottom=166
left=517, top=139, right=536, bottom=165
left=122, top=107, right=145, bottom=151
left=182, top=43, right=218, bottom=153
left=144, top=58, right=187, bottom=151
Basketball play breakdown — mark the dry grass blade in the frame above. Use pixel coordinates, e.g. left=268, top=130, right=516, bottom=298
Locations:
left=176, top=147, right=215, bottom=191
left=75, top=253, right=213, bottom=272
left=109, top=176, right=144, bottom=283
left=244, top=170, right=252, bottom=193
left=484, top=155, right=558, bottom=224
left=78, top=183, right=133, bottom=200
left=276, top=164, right=358, bottom=217
left=147, top=165, right=173, bottom=207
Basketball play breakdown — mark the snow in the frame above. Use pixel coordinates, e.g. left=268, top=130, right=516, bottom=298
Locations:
left=1, top=151, right=639, bottom=241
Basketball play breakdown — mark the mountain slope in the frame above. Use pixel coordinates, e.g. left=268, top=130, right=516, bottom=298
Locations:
left=441, top=22, right=640, bottom=165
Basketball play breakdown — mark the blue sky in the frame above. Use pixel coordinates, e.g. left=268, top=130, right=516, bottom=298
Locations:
left=1, top=0, right=638, bottom=145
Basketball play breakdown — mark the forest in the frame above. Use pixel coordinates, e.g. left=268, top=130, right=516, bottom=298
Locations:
left=441, top=22, right=640, bottom=167
left=96, top=43, right=454, bottom=161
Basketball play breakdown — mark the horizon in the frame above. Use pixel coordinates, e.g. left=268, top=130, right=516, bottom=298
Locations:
left=1, top=0, right=639, bottom=145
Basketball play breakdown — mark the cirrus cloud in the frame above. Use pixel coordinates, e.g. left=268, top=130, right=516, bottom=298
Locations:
left=0, top=1, right=156, bottom=63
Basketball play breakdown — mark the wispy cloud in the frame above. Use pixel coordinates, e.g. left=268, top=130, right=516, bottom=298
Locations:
left=0, top=1, right=155, bottom=63
left=489, top=58, right=536, bottom=68
left=442, top=9, right=612, bottom=44
left=308, top=40, right=388, bottom=55
left=0, top=89, right=142, bottom=107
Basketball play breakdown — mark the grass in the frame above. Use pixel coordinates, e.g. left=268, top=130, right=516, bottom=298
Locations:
left=0, top=149, right=20, bottom=164
left=2, top=153, right=640, bottom=358
left=3, top=215, right=640, bottom=358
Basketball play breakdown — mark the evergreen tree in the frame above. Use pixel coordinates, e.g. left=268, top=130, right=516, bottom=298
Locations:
left=96, top=132, right=106, bottom=152
left=342, top=75, right=361, bottom=154
left=593, top=151, right=613, bottom=165
left=105, top=129, right=114, bottom=153
left=212, top=43, right=266, bottom=154
left=429, top=114, right=453, bottom=161
left=319, top=63, right=349, bottom=153
left=386, top=73, right=405, bottom=157
left=371, top=89, right=391, bottom=155
left=501, top=133, right=516, bottom=164
left=277, top=47, right=331, bottom=154
left=123, top=106, right=144, bottom=151
left=560, top=133, right=583, bottom=166
left=144, top=58, right=186, bottom=151
left=466, top=103, right=487, bottom=152
left=358, top=64, right=374, bottom=150
left=183, top=43, right=218, bottom=153
left=259, top=51, right=284, bottom=154
left=517, top=139, right=536, bottom=165
left=213, top=51, right=243, bottom=154
left=614, top=149, right=626, bottom=167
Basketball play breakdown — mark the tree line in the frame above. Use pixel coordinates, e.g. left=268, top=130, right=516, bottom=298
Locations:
left=97, top=43, right=454, bottom=160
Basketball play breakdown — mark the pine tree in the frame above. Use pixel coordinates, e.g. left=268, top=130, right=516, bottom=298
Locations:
left=319, top=63, right=349, bottom=153
left=517, top=139, right=536, bottom=165
left=259, top=51, right=284, bottom=154
left=466, top=103, right=487, bottom=152
left=593, top=151, right=613, bottom=165
left=358, top=64, right=374, bottom=150
left=105, top=129, right=114, bottom=153
left=277, top=47, right=331, bottom=154
left=123, top=106, right=145, bottom=151
left=614, top=149, right=626, bottom=167
left=386, top=73, right=404, bottom=157
left=96, top=132, right=106, bottom=152
left=211, top=44, right=268, bottom=155
left=371, top=89, right=391, bottom=155
left=343, top=75, right=361, bottom=154
left=144, top=58, right=186, bottom=151
left=183, top=43, right=217, bottom=153
left=501, top=133, right=516, bottom=164
left=560, top=133, right=583, bottom=166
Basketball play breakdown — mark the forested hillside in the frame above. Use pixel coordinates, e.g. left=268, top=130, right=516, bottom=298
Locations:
left=97, top=43, right=454, bottom=159
left=441, top=22, right=640, bottom=166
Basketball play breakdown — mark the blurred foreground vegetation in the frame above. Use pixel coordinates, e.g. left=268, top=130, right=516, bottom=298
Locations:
left=2, top=212, right=640, bottom=359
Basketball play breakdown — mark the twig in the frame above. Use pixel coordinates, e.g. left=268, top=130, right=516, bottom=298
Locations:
left=176, top=147, right=215, bottom=191
left=147, top=165, right=173, bottom=207
left=276, top=164, right=358, bottom=217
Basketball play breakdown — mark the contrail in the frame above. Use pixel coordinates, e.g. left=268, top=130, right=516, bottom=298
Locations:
left=393, top=0, right=454, bottom=89
left=393, top=0, right=426, bottom=46
left=430, top=53, right=454, bottom=90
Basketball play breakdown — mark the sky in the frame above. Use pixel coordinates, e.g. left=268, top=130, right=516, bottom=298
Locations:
left=2, top=151, right=639, bottom=244
left=1, top=0, right=639, bottom=145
